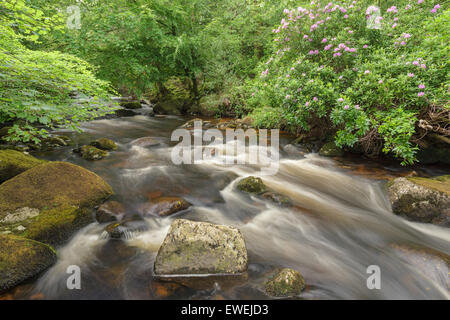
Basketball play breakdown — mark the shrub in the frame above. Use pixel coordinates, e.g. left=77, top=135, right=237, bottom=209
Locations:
left=247, top=0, right=449, bottom=164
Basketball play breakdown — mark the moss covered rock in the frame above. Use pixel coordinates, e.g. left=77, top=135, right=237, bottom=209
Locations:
left=236, top=176, right=267, bottom=194
left=319, top=142, right=343, bottom=157
left=264, top=268, right=305, bottom=297
left=154, top=219, right=248, bottom=275
left=0, top=162, right=112, bottom=244
left=0, top=161, right=113, bottom=218
left=120, top=101, right=142, bottom=109
left=0, top=235, right=56, bottom=291
left=0, top=149, right=46, bottom=183
left=89, top=138, right=118, bottom=151
left=387, top=175, right=450, bottom=226
left=78, top=145, right=108, bottom=160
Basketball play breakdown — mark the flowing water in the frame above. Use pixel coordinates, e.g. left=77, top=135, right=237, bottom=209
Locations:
left=3, top=114, right=449, bottom=300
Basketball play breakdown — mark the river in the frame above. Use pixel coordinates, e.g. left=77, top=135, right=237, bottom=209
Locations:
left=2, top=114, right=449, bottom=300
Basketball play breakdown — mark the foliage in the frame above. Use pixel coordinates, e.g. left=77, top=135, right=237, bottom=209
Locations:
left=0, top=0, right=115, bottom=145
left=246, top=0, right=449, bottom=164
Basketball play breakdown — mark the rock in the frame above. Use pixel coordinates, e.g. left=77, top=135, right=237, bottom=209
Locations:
left=120, top=101, right=142, bottom=109
left=417, top=146, right=450, bottom=165
left=264, top=268, right=305, bottom=297
left=319, top=142, right=343, bottom=157
left=236, top=176, right=267, bottom=194
left=387, top=176, right=450, bottom=225
left=153, top=99, right=186, bottom=115
left=115, top=108, right=138, bottom=117
left=260, top=192, right=292, bottom=207
left=76, top=145, right=108, bottom=160
left=19, top=206, right=93, bottom=246
left=35, top=135, right=72, bottom=151
left=89, top=138, right=117, bottom=151
left=139, top=197, right=191, bottom=217
left=154, top=219, right=248, bottom=275
left=104, top=219, right=148, bottom=240
left=96, top=201, right=126, bottom=223
left=391, top=244, right=449, bottom=289
left=130, top=137, right=160, bottom=148
left=282, top=144, right=307, bottom=157
left=0, top=161, right=113, bottom=219
left=0, top=149, right=46, bottom=183
left=0, top=235, right=57, bottom=291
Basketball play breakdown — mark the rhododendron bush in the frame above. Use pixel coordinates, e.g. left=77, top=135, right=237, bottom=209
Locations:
left=247, top=0, right=449, bottom=164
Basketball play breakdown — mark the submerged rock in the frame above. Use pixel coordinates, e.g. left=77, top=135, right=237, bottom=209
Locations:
left=0, top=235, right=57, bottom=291
left=96, top=200, right=126, bottom=223
left=264, top=268, right=306, bottom=297
left=130, top=137, right=160, bottom=148
left=260, top=192, right=292, bottom=207
left=89, top=138, right=118, bottom=151
left=104, top=219, right=148, bottom=240
left=387, top=176, right=450, bottom=226
left=319, top=142, right=343, bottom=157
left=236, top=176, right=267, bottom=194
left=139, top=197, right=191, bottom=217
left=76, top=145, right=108, bottom=160
left=154, top=219, right=248, bottom=275
left=0, top=149, right=46, bottom=183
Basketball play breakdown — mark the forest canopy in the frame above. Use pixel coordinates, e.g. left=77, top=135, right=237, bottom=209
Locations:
left=0, top=0, right=448, bottom=164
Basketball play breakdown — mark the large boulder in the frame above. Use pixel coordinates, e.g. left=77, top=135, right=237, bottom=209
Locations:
left=0, top=235, right=57, bottom=291
left=154, top=219, right=248, bottom=275
left=387, top=175, right=450, bottom=226
left=0, top=162, right=113, bottom=244
left=0, top=150, right=46, bottom=183
left=264, top=268, right=306, bottom=297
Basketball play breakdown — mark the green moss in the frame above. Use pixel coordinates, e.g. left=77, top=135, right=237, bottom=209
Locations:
left=319, top=142, right=343, bottom=157
left=0, top=161, right=113, bottom=218
left=20, top=206, right=93, bottom=246
left=79, top=145, right=108, bottom=160
left=264, top=268, right=305, bottom=297
left=236, top=176, right=267, bottom=194
left=0, top=149, right=46, bottom=183
left=407, top=175, right=450, bottom=196
left=90, top=138, right=118, bottom=151
left=0, top=234, right=56, bottom=291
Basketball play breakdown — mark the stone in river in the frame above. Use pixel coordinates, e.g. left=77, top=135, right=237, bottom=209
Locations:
left=154, top=219, right=248, bottom=275
left=139, top=197, right=191, bottom=217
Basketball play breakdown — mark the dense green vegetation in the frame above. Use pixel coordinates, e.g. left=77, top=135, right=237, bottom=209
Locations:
left=0, top=0, right=448, bottom=164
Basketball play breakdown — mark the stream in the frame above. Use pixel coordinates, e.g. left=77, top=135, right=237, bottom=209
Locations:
left=3, top=114, right=449, bottom=300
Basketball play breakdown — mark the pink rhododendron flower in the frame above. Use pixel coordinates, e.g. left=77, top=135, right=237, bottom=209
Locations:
left=417, top=0, right=423, bottom=4
left=408, top=73, right=415, bottom=77
left=418, top=92, right=425, bottom=97
left=412, top=61, right=420, bottom=66
left=401, top=41, right=406, bottom=46
left=363, top=45, right=369, bottom=49
left=338, top=98, right=344, bottom=102
left=418, top=84, right=425, bottom=89
left=322, top=38, right=327, bottom=43
left=344, top=105, right=350, bottom=110
left=379, top=80, right=383, bottom=84
left=392, top=23, right=397, bottom=28
left=313, top=97, right=318, bottom=101
left=305, top=101, right=310, bottom=106
left=364, top=70, right=370, bottom=74
left=421, top=64, right=426, bottom=69
left=355, top=105, right=360, bottom=110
